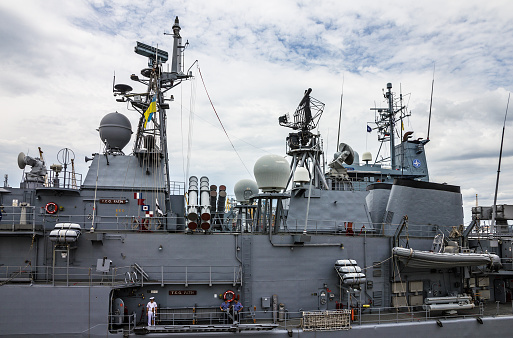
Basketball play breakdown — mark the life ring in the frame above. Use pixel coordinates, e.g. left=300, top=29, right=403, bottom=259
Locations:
left=45, top=202, right=58, bottom=214
left=223, top=290, right=235, bottom=302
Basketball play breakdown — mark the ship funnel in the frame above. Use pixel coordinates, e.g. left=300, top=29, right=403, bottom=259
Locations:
left=187, top=176, right=199, bottom=229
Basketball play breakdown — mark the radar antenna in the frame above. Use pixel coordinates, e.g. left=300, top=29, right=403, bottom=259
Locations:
left=279, top=89, right=329, bottom=190
left=57, top=148, right=75, bottom=189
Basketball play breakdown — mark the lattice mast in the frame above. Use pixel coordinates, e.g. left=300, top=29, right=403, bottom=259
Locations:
left=279, top=88, right=329, bottom=190
left=370, top=83, right=411, bottom=169
left=113, top=17, right=191, bottom=214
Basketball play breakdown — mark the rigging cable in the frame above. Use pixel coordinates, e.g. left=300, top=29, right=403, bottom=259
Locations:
left=186, top=73, right=197, bottom=183
left=197, top=65, right=252, bottom=177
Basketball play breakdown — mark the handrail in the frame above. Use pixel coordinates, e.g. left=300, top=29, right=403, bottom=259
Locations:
left=0, top=264, right=242, bottom=286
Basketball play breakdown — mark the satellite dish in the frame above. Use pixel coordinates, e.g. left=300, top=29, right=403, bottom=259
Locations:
left=141, top=68, right=152, bottom=78
left=17, top=152, right=26, bottom=169
left=337, top=143, right=355, bottom=165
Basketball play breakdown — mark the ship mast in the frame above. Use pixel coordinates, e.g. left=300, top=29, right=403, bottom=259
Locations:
left=114, top=17, right=191, bottom=216
left=370, top=83, right=410, bottom=170
left=279, top=88, right=328, bottom=190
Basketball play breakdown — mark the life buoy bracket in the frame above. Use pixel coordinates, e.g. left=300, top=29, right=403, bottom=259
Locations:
left=45, top=202, right=58, bottom=214
left=223, top=290, right=235, bottom=302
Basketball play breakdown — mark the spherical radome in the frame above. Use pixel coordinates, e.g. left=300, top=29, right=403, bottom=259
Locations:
left=98, top=112, right=132, bottom=151
left=253, top=154, right=290, bottom=192
left=234, top=179, right=259, bottom=202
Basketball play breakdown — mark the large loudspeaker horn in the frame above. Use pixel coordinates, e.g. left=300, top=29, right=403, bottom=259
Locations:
left=338, top=143, right=355, bottom=165
left=17, top=152, right=27, bottom=169
left=85, top=156, right=94, bottom=162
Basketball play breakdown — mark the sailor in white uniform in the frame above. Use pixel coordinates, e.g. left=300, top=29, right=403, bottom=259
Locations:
left=146, top=297, right=158, bottom=326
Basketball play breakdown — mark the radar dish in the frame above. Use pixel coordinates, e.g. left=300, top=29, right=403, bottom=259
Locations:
left=114, top=84, right=133, bottom=94
left=17, top=152, right=26, bottom=169
left=141, top=68, right=152, bottom=78
left=337, top=143, right=355, bottom=165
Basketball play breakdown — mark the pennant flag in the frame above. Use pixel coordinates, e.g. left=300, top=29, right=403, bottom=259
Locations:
left=137, top=199, right=146, bottom=206
left=144, top=95, right=157, bottom=128
left=156, top=198, right=164, bottom=217
left=367, top=125, right=372, bottom=133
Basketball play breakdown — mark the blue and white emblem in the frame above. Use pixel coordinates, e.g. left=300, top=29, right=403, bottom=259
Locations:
left=412, top=159, right=421, bottom=168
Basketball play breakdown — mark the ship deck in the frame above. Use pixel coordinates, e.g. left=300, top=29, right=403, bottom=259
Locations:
left=113, top=301, right=513, bottom=335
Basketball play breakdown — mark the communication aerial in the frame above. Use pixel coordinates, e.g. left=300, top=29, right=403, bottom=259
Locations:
left=279, top=89, right=329, bottom=190
left=279, top=88, right=325, bottom=132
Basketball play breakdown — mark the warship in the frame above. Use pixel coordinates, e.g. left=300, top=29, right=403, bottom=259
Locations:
left=1, top=17, right=513, bottom=337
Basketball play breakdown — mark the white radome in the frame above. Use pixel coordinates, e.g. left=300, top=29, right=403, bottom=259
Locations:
left=253, top=154, right=290, bottom=192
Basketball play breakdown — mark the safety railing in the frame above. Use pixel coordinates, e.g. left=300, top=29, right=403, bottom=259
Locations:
left=0, top=205, right=38, bottom=232
left=0, top=264, right=242, bottom=287
left=109, top=312, right=137, bottom=334
left=2, top=207, right=511, bottom=240
left=133, top=304, right=513, bottom=331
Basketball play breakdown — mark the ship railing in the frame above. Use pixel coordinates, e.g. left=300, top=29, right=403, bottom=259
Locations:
left=42, top=170, right=82, bottom=189
left=0, top=205, right=39, bottom=233
left=282, top=219, right=445, bottom=238
left=328, top=174, right=390, bottom=192
left=0, top=264, right=242, bottom=287
left=349, top=302, right=513, bottom=326
left=134, top=265, right=242, bottom=286
left=109, top=312, right=137, bottom=334
left=465, top=222, right=513, bottom=236
left=115, top=304, right=513, bottom=331
left=40, top=214, right=185, bottom=232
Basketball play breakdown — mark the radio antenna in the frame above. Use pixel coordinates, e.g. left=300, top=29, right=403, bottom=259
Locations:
left=336, top=74, right=345, bottom=148
left=427, top=63, right=435, bottom=140
left=491, top=92, right=510, bottom=231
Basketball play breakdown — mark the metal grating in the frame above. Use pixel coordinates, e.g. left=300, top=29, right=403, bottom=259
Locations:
left=302, top=310, right=351, bottom=331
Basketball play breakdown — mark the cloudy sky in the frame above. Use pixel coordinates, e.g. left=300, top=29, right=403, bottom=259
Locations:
left=1, top=0, right=512, bottom=224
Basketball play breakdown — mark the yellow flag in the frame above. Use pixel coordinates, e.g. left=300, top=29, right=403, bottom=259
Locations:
left=144, top=95, right=157, bottom=128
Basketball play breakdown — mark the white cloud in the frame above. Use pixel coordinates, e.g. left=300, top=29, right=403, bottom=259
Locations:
left=1, top=0, right=512, bottom=224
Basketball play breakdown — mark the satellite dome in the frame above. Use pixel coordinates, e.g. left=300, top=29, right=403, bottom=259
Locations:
left=253, top=154, right=290, bottom=192
left=98, top=112, right=132, bottom=151
left=362, top=152, right=372, bottom=162
left=234, top=179, right=259, bottom=203
left=294, top=167, right=310, bottom=183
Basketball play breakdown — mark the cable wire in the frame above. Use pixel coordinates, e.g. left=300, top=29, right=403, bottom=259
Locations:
left=197, top=65, right=252, bottom=177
